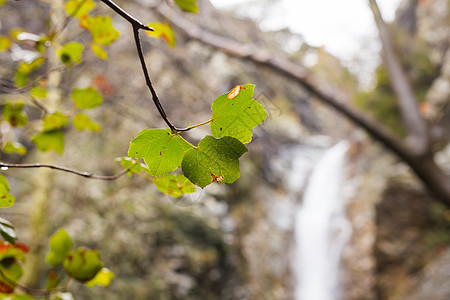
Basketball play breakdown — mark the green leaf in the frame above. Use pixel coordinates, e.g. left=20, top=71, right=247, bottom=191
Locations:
left=117, top=157, right=147, bottom=176
left=32, top=130, right=64, bottom=154
left=145, top=23, right=175, bottom=48
left=0, top=0, right=6, bottom=7
left=14, top=70, right=28, bottom=87
left=46, top=270, right=60, bottom=290
left=17, top=56, right=44, bottom=74
left=65, top=0, right=96, bottom=18
left=85, top=267, right=115, bottom=287
left=128, top=129, right=191, bottom=177
left=46, top=228, right=73, bottom=267
left=0, top=217, right=17, bottom=244
left=73, top=113, right=101, bottom=132
left=0, top=175, right=15, bottom=208
left=0, top=175, right=10, bottom=191
left=72, top=87, right=103, bottom=109
left=29, top=86, right=47, bottom=98
left=0, top=36, right=11, bottom=53
left=43, top=112, right=69, bottom=131
left=80, top=16, right=120, bottom=46
left=154, top=174, right=196, bottom=197
left=57, top=42, right=84, bottom=66
left=63, top=248, right=103, bottom=282
left=181, top=136, right=247, bottom=188
left=3, top=141, right=27, bottom=155
left=174, top=0, right=199, bottom=13
left=90, top=43, right=108, bottom=60
left=211, top=84, right=266, bottom=143
left=2, top=101, right=28, bottom=127
left=0, top=259, right=23, bottom=289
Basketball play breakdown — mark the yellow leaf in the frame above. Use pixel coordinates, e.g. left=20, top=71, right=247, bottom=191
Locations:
left=145, top=23, right=176, bottom=48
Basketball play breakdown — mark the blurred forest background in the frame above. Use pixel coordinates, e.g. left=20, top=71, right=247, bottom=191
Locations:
left=0, top=0, right=449, bottom=299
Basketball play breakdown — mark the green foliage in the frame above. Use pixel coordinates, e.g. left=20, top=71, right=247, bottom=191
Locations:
left=211, top=84, right=266, bottom=143
left=43, top=112, right=69, bottom=131
left=80, top=16, right=120, bottom=46
left=46, top=228, right=73, bottom=266
left=0, top=1, right=266, bottom=297
left=128, top=129, right=191, bottom=177
left=182, top=136, right=247, bottom=188
left=0, top=36, right=11, bottom=53
left=0, top=175, right=15, bottom=208
left=73, top=113, right=101, bottom=131
left=65, top=0, right=96, bottom=18
left=2, top=102, right=28, bottom=127
left=0, top=241, right=26, bottom=295
left=63, top=248, right=103, bottom=282
left=85, top=267, right=115, bottom=287
left=154, top=174, right=196, bottom=197
left=72, top=87, right=103, bottom=109
left=174, top=0, right=199, bottom=13
left=29, top=86, right=47, bottom=99
left=90, top=43, right=108, bottom=60
left=127, top=85, right=265, bottom=190
left=31, top=130, right=65, bottom=154
left=117, top=157, right=147, bottom=176
left=2, top=142, right=27, bottom=156
left=46, top=270, right=59, bottom=290
left=58, top=41, right=84, bottom=66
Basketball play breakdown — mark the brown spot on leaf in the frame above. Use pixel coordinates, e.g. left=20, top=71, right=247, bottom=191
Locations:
left=210, top=172, right=224, bottom=182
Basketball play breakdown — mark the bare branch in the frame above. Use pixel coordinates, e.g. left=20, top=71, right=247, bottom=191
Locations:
left=132, top=25, right=177, bottom=132
left=99, top=0, right=180, bottom=132
left=0, top=162, right=128, bottom=180
left=369, top=0, right=430, bottom=155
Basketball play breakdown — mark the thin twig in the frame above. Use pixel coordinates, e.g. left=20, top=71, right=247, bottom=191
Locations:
left=0, top=162, right=129, bottom=180
left=132, top=25, right=176, bottom=132
left=99, top=0, right=180, bottom=132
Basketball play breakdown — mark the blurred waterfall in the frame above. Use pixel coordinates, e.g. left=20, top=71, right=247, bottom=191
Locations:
left=294, top=141, right=352, bottom=300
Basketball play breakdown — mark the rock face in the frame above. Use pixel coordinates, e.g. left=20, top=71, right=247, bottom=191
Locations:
left=406, top=248, right=450, bottom=300
left=374, top=184, right=436, bottom=300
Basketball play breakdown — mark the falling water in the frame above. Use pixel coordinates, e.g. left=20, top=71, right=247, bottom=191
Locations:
left=294, top=141, right=352, bottom=300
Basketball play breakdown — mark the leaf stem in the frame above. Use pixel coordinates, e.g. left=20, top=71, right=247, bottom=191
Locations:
left=177, top=119, right=212, bottom=132
left=176, top=133, right=197, bottom=148
left=0, top=162, right=129, bottom=180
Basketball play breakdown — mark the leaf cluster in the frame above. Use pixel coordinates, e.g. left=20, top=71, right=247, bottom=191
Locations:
left=127, top=84, right=266, bottom=192
left=0, top=228, right=113, bottom=299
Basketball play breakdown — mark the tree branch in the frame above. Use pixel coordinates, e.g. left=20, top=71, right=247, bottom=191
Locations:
left=99, top=0, right=179, bottom=132
left=368, top=0, right=430, bottom=155
left=0, top=162, right=128, bottom=180
left=153, top=3, right=450, bottom=205
left=154, top=4, right=410, bottom=159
